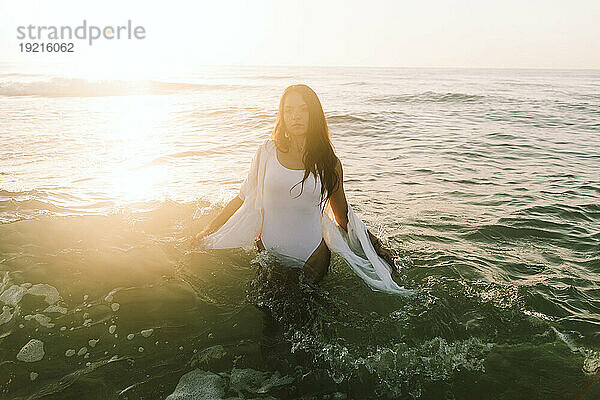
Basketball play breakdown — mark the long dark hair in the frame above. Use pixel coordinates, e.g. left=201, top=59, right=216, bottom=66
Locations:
left=271, top=84, right=340, bottom=214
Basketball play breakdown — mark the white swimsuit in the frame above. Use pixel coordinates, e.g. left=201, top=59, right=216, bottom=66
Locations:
left=260, top=149, right=323, bottom=266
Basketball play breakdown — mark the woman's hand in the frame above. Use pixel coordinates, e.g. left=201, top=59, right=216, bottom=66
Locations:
left=190, top=228, right=211, bottom=248
left=367, top=229, right=400, bottom=274
left=189, top=196, right=243, bottom=249
left=374, top=240, right=400, bottom=274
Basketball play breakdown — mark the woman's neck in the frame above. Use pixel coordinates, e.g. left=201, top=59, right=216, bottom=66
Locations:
left=288, top=135, right=305, bottom=154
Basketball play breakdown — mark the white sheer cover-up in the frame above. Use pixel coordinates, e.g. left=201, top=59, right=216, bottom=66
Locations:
left=199, top=138, right=416, bottom=296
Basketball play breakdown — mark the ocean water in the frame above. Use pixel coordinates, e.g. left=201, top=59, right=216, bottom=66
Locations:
left=0, top=63, right=599, bottom=399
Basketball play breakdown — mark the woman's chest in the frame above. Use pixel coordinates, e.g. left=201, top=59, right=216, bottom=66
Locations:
left=263, top=155, right=321, bottom=205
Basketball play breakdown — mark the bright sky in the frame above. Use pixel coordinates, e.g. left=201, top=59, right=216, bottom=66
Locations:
left=1, top=0, right=599, bottom=71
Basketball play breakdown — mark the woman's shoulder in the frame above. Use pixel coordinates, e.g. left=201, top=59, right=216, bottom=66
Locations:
left=246, top=137, right=274, bottom=162
left=258, top=137, right=275, bottom=153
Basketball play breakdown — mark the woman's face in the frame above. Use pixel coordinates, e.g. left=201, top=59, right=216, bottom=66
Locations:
left=283, top=91, right=309, bottom=138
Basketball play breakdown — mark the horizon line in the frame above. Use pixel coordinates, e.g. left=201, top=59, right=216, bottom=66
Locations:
left=0, top=60, right=599, bottom=72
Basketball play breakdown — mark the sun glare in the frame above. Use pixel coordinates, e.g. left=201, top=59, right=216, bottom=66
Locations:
left=97, top=95, right=173, bottom=204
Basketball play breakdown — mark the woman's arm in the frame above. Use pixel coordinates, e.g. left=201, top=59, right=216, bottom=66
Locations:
left=191, top=195, right=244, bottom=246
left=329, top=159, right=349, bottom=231
left=192, top=143, right=262, bottom=247
left=329, top=159, right=399, bottom=272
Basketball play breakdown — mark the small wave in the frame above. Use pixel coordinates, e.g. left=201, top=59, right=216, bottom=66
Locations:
left=412, top=168, right=437, bottom=174
left=485, top=132, right=520, bottom=140
left=551, top=98, right=600, bottom=116
left=0, top=72, right=46, bottom=78
left=340, top=81, right=370, bottom=86
left=0, top=188, right=43, bottom=197
left=175, top=107, right=275, bottom=123
left=246, top=74, right=295, bottom=80
left=0, top=77, right=245, bottom=97
left=462, top=223, right=579, bottom=243
left=514, top=204, right=599, bottom=223
left=0, top=198, right=61, bottom=210
left=0, top=198, right=70, bottom=219
left=497, top=216, right=579, bottom=229
left=579, top=184, right=600, bottom=194
left=145, top=149, right=225, bottom=166
left=371, top=91, right=488, bottom=104
left=326, top=113, right=370, bottom=124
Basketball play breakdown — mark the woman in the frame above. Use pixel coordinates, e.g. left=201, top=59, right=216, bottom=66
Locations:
left=192, top=84, right=413, bottom=295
